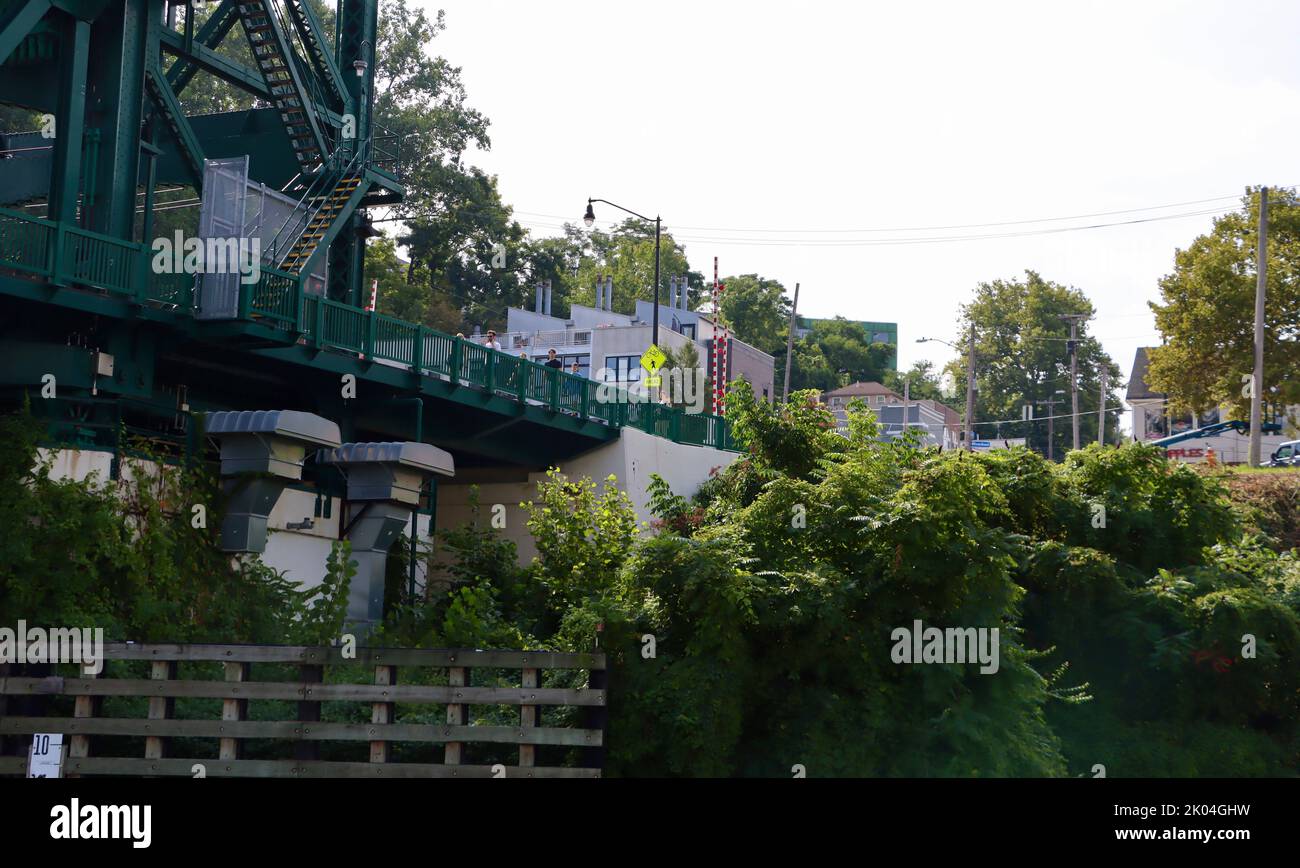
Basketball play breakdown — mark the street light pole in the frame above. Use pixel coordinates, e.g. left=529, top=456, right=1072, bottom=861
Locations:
left=1249, top=187, right=1268, bottom=467
left=1036, top=394, right=1065, bottom=462
left=1060, top=314, right=1087, bottom=452
left=917, top=334, right=977, bottom=450
left=585, top=198, right=663, bottom=345
left=965, top=327, right=977, bottom=450
left=1098, top=367, right=1107, bottom=446
left=782, top=283, right=800, bottom=403
left=652, top=216, right=661, bottom=344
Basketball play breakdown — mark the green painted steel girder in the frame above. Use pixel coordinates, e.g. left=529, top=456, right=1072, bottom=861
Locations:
left=144, top=63, right=204, bottom=188
left=337, top=0, right=377, bottom=147
left=82, top=0, right=150, bottom=239
left=0, top=0, right=53, bottom=68
left=164, top=0, right=239, bottom=94
left=283, top=0, right=346, bottom=109
left=47, top=13, right=87, bottom=223
left=158, top=28, right=270, bottom=100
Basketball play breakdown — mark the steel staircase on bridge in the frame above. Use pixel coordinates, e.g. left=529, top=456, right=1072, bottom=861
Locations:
left=282, top=0, right=347, bottom=108
left=236, top=0, right=330, bottom=173
left=279, top=173, right=362, bottom=274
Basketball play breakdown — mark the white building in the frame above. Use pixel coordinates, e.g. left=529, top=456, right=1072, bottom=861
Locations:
left=501, top=279, right=776, bottom=401
left=1127, top=347, right=1296, bottom=463
left=821, top=382, right=963, bottom=449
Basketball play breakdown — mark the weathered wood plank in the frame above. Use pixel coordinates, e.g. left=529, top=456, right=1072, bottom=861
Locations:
left=520, top=667, right=538, bottom=768
left=220, top=662, right=249, bottom=761
left=370, top=665, right=393, bottom=764
left=98, top=644, right=605, bottom=670
left=0, top=678, right=605, bottom=706
left=445, top=666, right=466, bottom=765
left=295, top=663, right=323, bottom=764
left=55, top=757, right=599, bottom=778
left=0, top=717, right=603, bottom=747
left=65, top=670, right=98, bottom=778
left=145, top=660, right=177, bottom=760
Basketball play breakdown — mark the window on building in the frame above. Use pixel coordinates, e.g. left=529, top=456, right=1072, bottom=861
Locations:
left=680, top=323, right=696, bottom=340
left=563, top=354, right=591, bottom=378
left=604, top=355, right=642, bottom=383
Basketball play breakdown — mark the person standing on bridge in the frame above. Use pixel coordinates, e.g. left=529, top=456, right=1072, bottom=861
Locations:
left=483, top=330, right=502, bottom=352
left=545, top=348, right=563, bottom=369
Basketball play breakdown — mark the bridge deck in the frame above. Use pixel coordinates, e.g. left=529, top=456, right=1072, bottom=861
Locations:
left=0, top=207, right=735, bottom=461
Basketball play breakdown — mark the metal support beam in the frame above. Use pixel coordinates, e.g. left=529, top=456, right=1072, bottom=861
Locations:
left=0, top=0, right=52, bottom=68
left=84, top=0, right=149, bottom=239
left=159, top=28, right=271, bottom=101
left=284, top=0, right=346, bottom=109
left=47, top=13, right=89, bottom=225
left=164, top=0, right=238, bottom=94
left=144, top=63, right=204, bottom=187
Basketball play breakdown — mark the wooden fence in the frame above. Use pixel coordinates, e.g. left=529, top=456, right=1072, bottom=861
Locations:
left=0, top=643, right=606, bottom=778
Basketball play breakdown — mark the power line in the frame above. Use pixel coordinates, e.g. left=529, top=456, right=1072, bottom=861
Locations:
left=510, top=193, right=1256, bottom=234
left=973, top=403, right=1128, bottom=427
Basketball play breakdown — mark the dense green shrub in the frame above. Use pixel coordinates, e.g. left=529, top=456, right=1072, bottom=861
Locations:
left=0, top=408, right=346, bottom=644
left=7, top=381, right=1297, bottom=776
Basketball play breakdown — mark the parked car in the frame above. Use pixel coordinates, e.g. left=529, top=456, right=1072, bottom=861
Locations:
left=1269, top=440, right=1300, bottom=467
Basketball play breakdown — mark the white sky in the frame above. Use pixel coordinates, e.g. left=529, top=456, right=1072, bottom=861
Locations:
left=422, top=0, right=1300, bottom=399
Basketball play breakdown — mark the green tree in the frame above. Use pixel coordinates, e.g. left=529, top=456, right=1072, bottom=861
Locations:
left=374, top=3, right=491, bottom=217
left=717, top=274, right=791, bottom=355
left=948, top=271, right=1122, bottom=457
left=0, top=102, right=39, bottom=132
left=885, top=360, right=947, bottom=403
left=787, top=318, right=894, bottom=393
left=569, top=219, right=701, bottom=316
left=1147, top=186, right=1300, bottom=423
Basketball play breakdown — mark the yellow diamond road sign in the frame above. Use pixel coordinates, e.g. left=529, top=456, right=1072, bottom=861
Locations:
left=640, top=344, right=667, bottom=375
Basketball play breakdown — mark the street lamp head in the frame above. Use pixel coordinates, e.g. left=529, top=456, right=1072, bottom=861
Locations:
left=583, top=202, right=595, bottom=228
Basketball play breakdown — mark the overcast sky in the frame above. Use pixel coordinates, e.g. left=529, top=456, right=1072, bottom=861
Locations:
left=422, top=0, right=1298, bottom=408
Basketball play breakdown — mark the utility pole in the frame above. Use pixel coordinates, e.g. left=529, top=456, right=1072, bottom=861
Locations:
left=1249, top=187, right=1268, bottom=467
left=1036, top=395, right=1064, bottom=462
left=1061, top=314, right=1086, bottom=452
left=1098, top=367, right=1107, bottom=446
left=782, top=283, right=800, bottom=403
left=902, top=377, right=910, bottom=440
left=964, top=327, right=977, bottom=450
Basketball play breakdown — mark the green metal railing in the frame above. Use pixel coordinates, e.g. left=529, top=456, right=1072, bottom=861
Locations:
left=0, top=207, right=736, bottom=451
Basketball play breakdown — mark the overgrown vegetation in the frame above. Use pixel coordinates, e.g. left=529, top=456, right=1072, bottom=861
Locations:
left=0, top=408, right=352, bottom=645
left=4, top=395, right=1298, bottom=776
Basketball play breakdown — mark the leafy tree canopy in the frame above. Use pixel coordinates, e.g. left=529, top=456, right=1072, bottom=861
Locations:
left=1148, top=186, right=1300, bottom=422
left=947, top=271, right=1123, bottom=455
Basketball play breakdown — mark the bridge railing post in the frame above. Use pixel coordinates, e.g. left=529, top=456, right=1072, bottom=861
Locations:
left=312, top=295, right=325, bottom=348
left=454, top=337, right=466, bottom=386
left=48, top=222, right=66, bottom=287
left=412, top=325, right=425, bottom=376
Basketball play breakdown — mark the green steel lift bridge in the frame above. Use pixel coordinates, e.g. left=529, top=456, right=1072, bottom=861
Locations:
left=0, top=0, right=732, bottom=481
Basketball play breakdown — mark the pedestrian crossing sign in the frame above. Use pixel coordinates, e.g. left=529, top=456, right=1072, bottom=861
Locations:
left=641, top=344, right=667, bottom=376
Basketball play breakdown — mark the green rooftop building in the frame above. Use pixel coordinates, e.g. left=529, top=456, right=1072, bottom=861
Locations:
left=795, top=318, right=899, bottom=370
